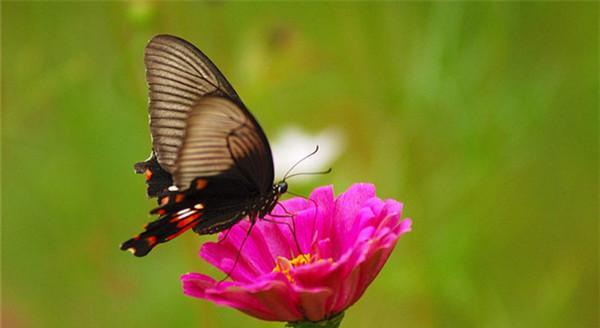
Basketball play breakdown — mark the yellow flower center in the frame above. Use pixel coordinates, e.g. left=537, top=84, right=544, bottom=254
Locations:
left=273, top=254, right=335, bottom=283
left=273, top=254, right=313, bottom=282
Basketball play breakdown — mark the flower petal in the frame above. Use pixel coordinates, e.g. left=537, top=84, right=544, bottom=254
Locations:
left=200, top=238, right=259, bottom=282
left=182, top=272, right=302, bottom=321
left=292, top=286, right=334, bottom=321
left=309, top=185, right=336, bottom=244
left=331, top=183, right=376, bottom=257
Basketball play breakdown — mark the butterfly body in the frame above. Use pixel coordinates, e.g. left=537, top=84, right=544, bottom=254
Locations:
left=121, top=34, right=285, bottom=256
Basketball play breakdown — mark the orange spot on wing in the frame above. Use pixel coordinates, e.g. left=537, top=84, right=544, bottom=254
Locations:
left=175, top=194, right=185, bottom=203
left=195, top=179, right=208, bottom=190
left=160, top=196, right=170, bottom=205
left=145, top=169, right=153, bottom=181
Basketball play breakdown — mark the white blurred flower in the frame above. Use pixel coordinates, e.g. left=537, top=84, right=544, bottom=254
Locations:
left=271, top=126, right=345, bottom=182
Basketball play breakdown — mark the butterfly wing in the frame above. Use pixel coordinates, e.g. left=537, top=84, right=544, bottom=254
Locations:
left=123, top=35, right=275, bottom=256
left=121, top=176, right=252, bottom=257
left=144, top=34, right=241, bottom=174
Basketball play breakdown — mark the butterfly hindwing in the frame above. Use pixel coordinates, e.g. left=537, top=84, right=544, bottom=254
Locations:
left=120, top=207, right=203, bottom=257
left=173, top=97, right=274, bottom=192
left=121, top=176, right=257, bottom=256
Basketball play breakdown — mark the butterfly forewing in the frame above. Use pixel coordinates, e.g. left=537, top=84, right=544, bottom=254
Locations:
left=145, top=34, right=240, bottom=173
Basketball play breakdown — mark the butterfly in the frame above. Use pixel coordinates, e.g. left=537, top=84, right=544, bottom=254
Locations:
left=121, top=34, right=288, bottom=257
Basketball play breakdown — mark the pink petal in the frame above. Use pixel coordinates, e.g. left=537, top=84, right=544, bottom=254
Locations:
left=272, top=196, right=311, bottom=216
left=345, top=246, right=394, bottom=310
left=331, top=183, right=376, bottom=257
left=292, top=286, right=334, bottom=322
left=309, top=185, right=336, bottom=245
left=334, top=183, right=376, bottom=226
left=201, top=241, right=258, bottom=283
left=253, top=216, right=297, bottom=260
left=330, top=259, right=363, bottom=312
left=182, top=272, right=302, bottom=321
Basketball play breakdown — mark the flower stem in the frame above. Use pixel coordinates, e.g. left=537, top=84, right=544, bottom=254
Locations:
left=286, top=312, right=345, bottom=328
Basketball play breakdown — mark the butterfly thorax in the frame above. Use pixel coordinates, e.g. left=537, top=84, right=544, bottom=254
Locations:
left=251, top=181, right=287, bottom=220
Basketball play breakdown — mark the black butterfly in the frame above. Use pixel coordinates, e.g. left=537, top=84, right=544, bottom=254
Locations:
left=121, top=34, right=288, bottom=257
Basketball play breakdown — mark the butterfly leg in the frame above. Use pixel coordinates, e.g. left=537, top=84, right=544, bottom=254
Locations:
left=263, top=203, right=308, bottom=258
left=277, top=192, right=321, bottom=247
left=216, top=225, right=235, bottom=244
left=218, top=218, right=257, bottom=284
left=286, top=190, right=320, bottom=220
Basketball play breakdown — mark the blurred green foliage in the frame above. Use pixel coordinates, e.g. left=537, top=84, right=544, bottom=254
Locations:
left=2, top=2, right=597, bottom=328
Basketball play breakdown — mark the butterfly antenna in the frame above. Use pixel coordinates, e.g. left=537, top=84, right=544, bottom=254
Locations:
left=283, top=145, right=320, bottom=181
left=283, top=168, right=332, bottom=180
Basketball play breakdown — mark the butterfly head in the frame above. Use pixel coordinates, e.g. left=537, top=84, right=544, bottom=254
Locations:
left=275, top=181, right=288, bottom=195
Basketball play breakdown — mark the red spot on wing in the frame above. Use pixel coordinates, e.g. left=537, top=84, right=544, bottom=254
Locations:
left=175, top=194, right=185, bottom=203
left=165, top=213, right=202, bottom=240
left=146, top=236, right=157, bottom=246
left=176, top=213, right=201, bottom=228
left=165, top=229, right=187, bottom=241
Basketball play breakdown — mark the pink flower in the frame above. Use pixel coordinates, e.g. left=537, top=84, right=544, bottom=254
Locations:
left=181, top=183, right=412, bottom=324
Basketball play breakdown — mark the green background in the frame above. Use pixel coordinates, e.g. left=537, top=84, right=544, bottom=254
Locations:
left=2, top=2, right=597, bottom=327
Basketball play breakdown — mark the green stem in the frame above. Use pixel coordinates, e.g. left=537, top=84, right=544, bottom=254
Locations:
left=286, top=312, right=345, bottom=328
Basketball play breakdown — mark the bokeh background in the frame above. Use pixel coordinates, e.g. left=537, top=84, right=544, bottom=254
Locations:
left=2, top=2, right=597, bottom=328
